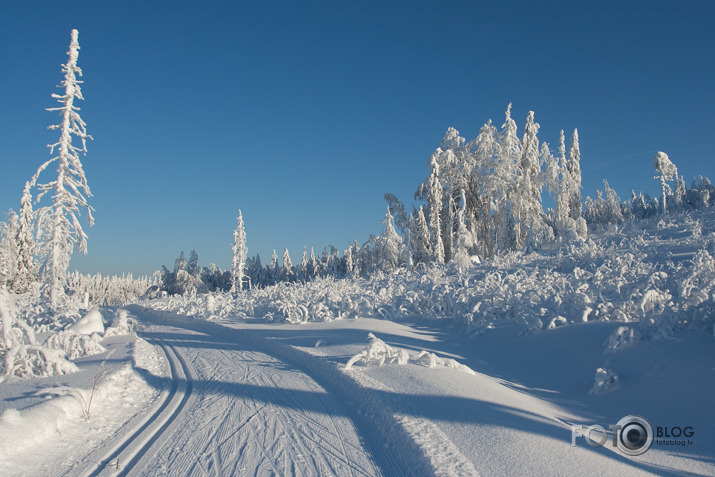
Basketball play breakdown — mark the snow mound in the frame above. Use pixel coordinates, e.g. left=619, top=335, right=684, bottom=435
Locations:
left=69, top=308, right=104, bottom=335
left=588, top=367, right=619, bottom=394
left=345, top=333, right=476, bottom=375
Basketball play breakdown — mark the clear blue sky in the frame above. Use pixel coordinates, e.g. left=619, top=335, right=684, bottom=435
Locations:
left=1, top=1, right=714, bottom=276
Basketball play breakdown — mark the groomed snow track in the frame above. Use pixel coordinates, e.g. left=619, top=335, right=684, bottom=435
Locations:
left=80, top=338, right=194, bottom=477
left=123, top=305, right=438, bottom=476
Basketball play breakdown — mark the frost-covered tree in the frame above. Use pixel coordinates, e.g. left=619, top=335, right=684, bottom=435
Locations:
left=384, top=193, right=408, bottom=236
left=584, top=180, right=624, bottom=226
left=14, top=182, right=37, bottom=292
left=307, top=247, right=317, bottom=279
left=32, top=30, right=93, bottom=309
left=498, top=104, right=522, bottom=250
left=246, top=254, right=263, bottom=289
left=674, top=176, right=686, bottom=209
left=268, top=249, right=279, bottom=283
left=282, top=248, right=293, bottom=281
left=401, top=228, right=413, bottom=270
left=567, top=129, right=582, bottom=221
left=0, top=212, right=19, bottom=290
left=231, top=210, right=247, bottom=292
left=554, top=130, right=586, bottom=240
left=516, top=111, right=542, bottom=244
left=654, top=151, right=678, bottom=215
left=444, top=194, right=456, bottom=263
left=453, top=190, right=474, bottom=276
left=187, top=249, right=200, bottom=276
left=410, top=206, right=431, bottom=266
left=175, top=251, right=187, bottom=273
left=348, top=240, right=361, bottom=277
left=471, top=119, right=502, bottom=258
left=426, top=159, right=444, bottom=264
left=299, top=247, right=308, bottom=281
left=1, top=289, right=77, bottom=377
left=344, top=245, right=354, bottom=277
left=377, top=206, right=402, bottom=271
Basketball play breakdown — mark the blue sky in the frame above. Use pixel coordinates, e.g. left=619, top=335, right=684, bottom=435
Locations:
left=1, top=1, right=714, bottom=276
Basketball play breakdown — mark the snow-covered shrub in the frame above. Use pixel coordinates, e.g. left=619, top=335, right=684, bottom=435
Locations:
left=104, top=309, right=135, bottom=337
left=149, top=207, right=715, bottom=342
left=1, top=289, right=78, bottom=378
left=604, top=326, right=641, bottom=352
left=588, top=367, right=619, bottom=394
left=414, top=350, right=476, bottom=375
left=45, top=330, right=106, bottom=360
left=345, top=333, right=410, bottom=369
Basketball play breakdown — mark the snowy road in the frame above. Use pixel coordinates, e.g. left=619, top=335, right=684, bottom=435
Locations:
left=92, top=315, right=389, bottom=476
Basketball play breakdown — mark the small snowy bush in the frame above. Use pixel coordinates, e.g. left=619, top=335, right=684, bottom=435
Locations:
left=588, top=367, right=619, bottom=394
left=45, top=330, right=106, bottom=360
left=345, top=333, right=410, bottom=369
left=345, top=333, right=476, bottom=375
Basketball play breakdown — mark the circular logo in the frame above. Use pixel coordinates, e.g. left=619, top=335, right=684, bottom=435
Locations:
left=616, top=415, right=653, bottom=456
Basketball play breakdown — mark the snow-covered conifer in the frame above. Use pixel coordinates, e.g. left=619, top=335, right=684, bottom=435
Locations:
left=445, top=194, right=456, bottom=263
left=187, top=249, right=200, bottom=276
left=344, top=246, right=354, bottom=276
left=348, top=240, right=361, bottom=277
left=427, top=159, right=445, bottom=264
left=14, top=182, right=37, bottom=292
left=282, top=248, right=293, bottom=281
left=674, top=176, right=686, bottom=209
left=453, top=190, right=474, bottom=276
left=498, top=104, right=522, bottom=250
left=401, top=228, right=413, bottom=270
left=567, top=129, right=582, bottom=221
left=299, top=247, right=308, bottom=281
left=654, top=151, right=678, bottom=215
left=32, top=30, right=93, bottom=309
left=175, top=251, right=187, bottom=273
left=410, top=206, right=431, bottom=266
left=0, top=212, right=19, bottom=290
left=307, top=247, right=317, bottom=279
left=472, top=119, right=502, bottom=258
left=516, top=111, right=542, bottom=242
left=378, top=206, right=402, bottom=271
left=231, top=210, right=247, bottom=291
left=384, top=193, right=408, bottom=236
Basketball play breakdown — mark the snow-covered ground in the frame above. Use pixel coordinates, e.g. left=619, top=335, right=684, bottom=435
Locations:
left=1, top=209, right=714, bottom=476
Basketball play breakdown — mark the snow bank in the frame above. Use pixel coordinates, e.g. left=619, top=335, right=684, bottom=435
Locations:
left=0, top=335, right=164, bottom=476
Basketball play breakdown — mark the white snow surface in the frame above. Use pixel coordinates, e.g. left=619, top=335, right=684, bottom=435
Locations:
left=1, top=209, right=715, bottom=475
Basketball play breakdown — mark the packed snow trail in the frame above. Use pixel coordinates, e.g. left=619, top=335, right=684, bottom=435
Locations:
left=83, top=338, right=193, bottom=477
left=105, top=306, right=430, bottom=476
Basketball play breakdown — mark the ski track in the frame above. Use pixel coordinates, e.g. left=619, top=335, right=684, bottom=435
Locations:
left=112, top=307, right=388, bottom=476
left=78, top=337, right=194, bottom=477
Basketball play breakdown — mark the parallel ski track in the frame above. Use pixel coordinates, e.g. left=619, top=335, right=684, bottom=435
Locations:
left=129, top=305, right=436, bottom=476
left=81, top=337, right=194, bottom=477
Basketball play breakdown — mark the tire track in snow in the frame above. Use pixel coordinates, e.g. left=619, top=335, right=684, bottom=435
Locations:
left=80, top=337, right=193, bottom=477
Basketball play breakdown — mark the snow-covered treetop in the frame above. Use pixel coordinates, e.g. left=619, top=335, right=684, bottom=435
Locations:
left=654, top=151, right=677, bottom=181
